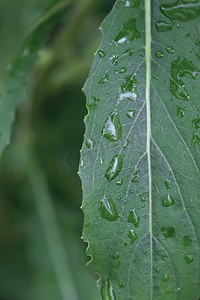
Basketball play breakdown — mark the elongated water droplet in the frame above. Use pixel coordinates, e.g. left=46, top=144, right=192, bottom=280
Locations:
left=115, top=178, right=123, bottom=186
left=127, top=110, right=136, bottom=119
left=115, top=18, right=140, bottom=44
left=87, top=97, right=100, bottom=110
left=128, top=229, right=138, bottom=243
left=164, top=179, right=171, bottom=189
left=156, top=20, right=172, bottom=32
left=156, top=51, right=164, bottom=58
left=101, top=278, right=116, bottom=300
left=86, top=138, right=96, bottom=150
left=162, top=274, right=170, bottom=282
left=119, top=74, right=138, bottom=101
left=113, top=252, right=120, bottom=259
left=161, top=226, right=176, bottom=238
left=98, top=50, right=105, bottom=58
left=103, top=110, right=122, bottom=141
left=192, top=118, right=200, bottom=130
left=100, top=196, right=118, bottom=222
left=162, top=194, right=175, bottom=207
left=191, top=132, right=200, bottom=147
left=119, top=282, right=125, bottom=288
left=127, top=209, right=140, bottom=227
left=166, top=46, right=174, bottom=54
left=177, top=107, right=186, bottom=118
left=185, top=254, right=193, bottom=264
left=105, top=155, right=123, bottom=181
left=100, top=74, right=108, bottom=84
left=183, top=235, right=192, bottom=247
left=152, top=74, right=159, bottom=80
left=170, top=56, right=198, bottom=100
left=140, top=194, right=146, bottom=202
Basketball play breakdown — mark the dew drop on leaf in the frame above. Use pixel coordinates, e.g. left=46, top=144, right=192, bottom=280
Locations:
left=101, top=278, right=116, bottom=300
left=191, top=132, right=200, bottom=147
left=128, top=229, right=138, bottom=243
left=165, top=287, right=174, bottom=295
left=156, top=51, right=164, bottom=58
left=183, top=235, right=192, bottom=247
left=115, top=67, right=127, bottom=74
left=105, top=155, right=123, bottom=182
left=119, top=282, right=125, bottom=288
left=100, top=196, right=119, bottom=221
left=166, top=46, right=175, bottom=54
left=122, top=0, right=140, bottom=7
left=115, top=178, right=123, bottom=185
left=185, top=254, right=194, bottom=264
left=113, top=252, right=120, bottom=259
left=140, top=193, right=146, bottom=202
left=162, top=194, right=175, bottom=207
left=164, top=179, right=171, bottom=189
left=103, top=109, right=122, bottom=141
left=98, top=50, right=105, bottom=58
left=161, top=226, right=176, bottom=238
left=127, top=209, right=140, bottom=227
left=162, top=274, right=170, bottom=281
left=86, top=138, right=96, bottom=150
left=152, top=74, right=159, bottom=80
left=115, top=18, right=141, bottom=44
left=126, top=110, right=136, bottom=119
left=192, top=118, right=200, bottom=130
left=155, top=20, right=172, bottom=32
left=119, top=74, right=138, bottom=101
left=177, top=107, right=186, bottom=118
left=99, top=74, right=108, bottom=84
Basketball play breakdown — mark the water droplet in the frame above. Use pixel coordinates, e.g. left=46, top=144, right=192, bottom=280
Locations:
left=105, top=155, right=123, bottom=181
left=22, top=47, right=30, bottom=57
left=143, top=250, right=147, bottom=255
left=119, top=74, right=138, bottom=101
left=162, top=274, right=169, bottom=281
left=141, top=203, right=145, bottom=208
left=191, top=132, right=200, bottom=147
left=126, top=110, right=136, bottom=119
left=164, top=179, right=171, bottom=189
left=140, top=193, right=146, bottom=202
left=101, top=278, right=116, bottom=300
left=128, top=229, right=138, bottom=243
left=127, top=209, right=140, bottom=227
left=122, top=0, right=140, bottom=7
left=99, top=74, right=108, bottom=84
left=115, top=67, right=127, bottom=74
left=110, top=55, right=119, bottom=66
left=117, top=196, right=121, bottom=200
left=86, top=138, right=96, bottom=150
left=155, top=20, right=172, bottom=32
left=99, top=158, right=103, bottom=165
left=162, top=194, right=175, bottom=207
left=100, top=196, right=119, bottom=222
left=161, top=226, right=176, bottom=238
left=119, top=282, right=125, bottom=288
left=192, top=118, right=200, bottom=130
left=80, top=159, right=84, bottom=167
left=160, top=1, right=200, bottom=23
left=123, top=139, right=129, bottom=148
left=183, top=235, right=192, bottom=247
left=185, top=253, right=193, bottom=264
left=103, top=110, right=122, bottom=141
left=166, top=46, right=175, bottom=54
left=152, top=74, right=159, bottom=80
left=115, top=178, right=123, bottom=186
left=113, top=252, right=120, bottom=259
left=156, top=51, right=164, bottom=58
left=162, top=255, right=168, bottom=261
left=98, top=50, right=105, bottom=58
left=195, top=40, right=200, bottom=46
left=165, top=287, right=174, bottom=295
left=84, top=221, right=90, bottom=228
left=177, top=107, right=186, bottom=118
left=170, top=56, right=198, bottom=100
left=144, top=271, right=148, bottom=275
left=156, top=268, right=160, bottom=273
left=115, top=18, right=140, bottom=44
left=130, top=190, right=134, bottom=194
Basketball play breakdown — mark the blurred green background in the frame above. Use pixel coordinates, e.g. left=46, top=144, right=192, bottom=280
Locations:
left=0, top=1, right=115, bottom=299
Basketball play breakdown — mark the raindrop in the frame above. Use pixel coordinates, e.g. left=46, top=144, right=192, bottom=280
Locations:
left=127, top=209, right=140, bottom=227
left=115, top=178, right=123, bottom=186
left=101, top=278, right=116, bottom=300
left=152, top=74, right=159, bottom=80
left=80, top=159, right=84, bottom=167
left=99, top=158, right=103, bottom=165
left=119, top=282, right=125, bottom=288
left=115, top=67, right=127, bottom=74
left=99, top=74, right=108, bottom=84
left=144, top=271, right=148, bottom=275
left=127, top=110, right=136, bottom=119
left=98, top=50, right=105, bottom=58
left=185, top=253, right=193, bottom=264
left=192, top=118, right=200, bottom=130
left=110, top=55, right=119, bottom=66
left=162, top=194, right=175, bottom=207
left=164, top=179, right=171, bottom=189
left=183, top=235, right=192, bottom=247
left=165, top=288, right=174, bottom=295
left=155, top=268, right=160, bottom=273
left=86, top=138, right=96, bottom=150
left=128, top=229, right=138, bottom=243
left=105, top=154, right=123, bottom=181
left=115, top=18, right=141, bottom=44
left=100, top=196, right=119, bottom=222
left=155, top=20, right=172, bottom=32
left=119, top=74, right=138, bottom=101
left=140, top=193, right=146, bottom=202
left=113, top=252, right=120, bottom=259
left=177, top=107, right=186, bottom=118
left=161, top=226, right=176, bottom=238
left=191, top=132, right=200, bottom=147
left=162, top=274, right=169, bottom=281
left=156, top=51, right=164, bottom=58
left=103, top=109, right=122, bottom=141
left=166, top=46, right=175, bottom=54
left=122, top=0, right=140, bottom=7
left=141, top=203, right=145, bottom=208
left=123, top=139, right=129, bottom=148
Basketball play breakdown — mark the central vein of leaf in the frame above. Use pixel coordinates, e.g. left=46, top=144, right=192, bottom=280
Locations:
left=145, top=0, right=152, bottom=298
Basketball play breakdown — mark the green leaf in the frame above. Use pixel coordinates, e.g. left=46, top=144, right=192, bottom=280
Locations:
left=0, top=1, right=69, bottom=164
left=80, top=0, right=200, bottom=299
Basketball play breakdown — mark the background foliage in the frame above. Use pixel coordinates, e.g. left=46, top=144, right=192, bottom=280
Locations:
left=0, top=0, right=114, bottom=299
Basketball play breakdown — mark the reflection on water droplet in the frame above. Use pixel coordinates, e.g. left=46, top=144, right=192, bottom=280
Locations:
left=191, top=132, right=200, bottom=147
left=141, top=203, right=145, bottom=208
left=185, top=253, right=193, bottom=264
left=122, top=0, right=140, bottom=7
left=156, top=51, right=164, bottom=58
left=170, top=56, right=198, bottom=100
left=127, top=110, right=136, bottom=119
left=119, top=74, right=138, bottom=101
left=128, top=229, right=138, bottom=243
left=155, top=20, right=172, bottom=32
left=127, top=209, right=140, bottom=227
left=113, top=252, right=120, bottom=259
left=99, top=158, right=103, bottom=165
left=115, top=18, right=141, bottom=44
left=164, top=179, right=171, bottom=189
left=98, top=50, right=105, bottom=58
left=166, top=46, right=175, bottom=54
left=101, top=278, right=116, bottom=300
left=165, top=287, right=174, bottom=295
left=152, top=74, right=159, bottom=80
left=140, top=194, right=146, bottom=202
left=161, top=226, right=176, bottom=238
left=115, top=67, right=127, bottom=74
left=100, top=196, right=119, bottom=221
left=105, top=155, right=123, bottom=181
left=183, top=235, right=192, bottom=246
left=115, top=178, right=123, bottom=186
left=192, top=118, right=200, bottom=130
left=177, top=107, right=186, bottom=118
left=162, top=194, right=175, bottom=207
left=80, top=160, right=84, bottom=167
left=103, top=110, right=122, bottom=141
left=162, top=274, right=169, bottom=281
left=100, top=74, right=108, bottom=84
left=86, top=138, right=96, bottom=150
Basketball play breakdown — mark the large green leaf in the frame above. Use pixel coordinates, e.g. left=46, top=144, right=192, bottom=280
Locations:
left=80, top=0, right=200, bottom=299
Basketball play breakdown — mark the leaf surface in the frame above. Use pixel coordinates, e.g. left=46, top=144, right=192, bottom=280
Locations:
left=80, top=0, right=200, bottom=299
